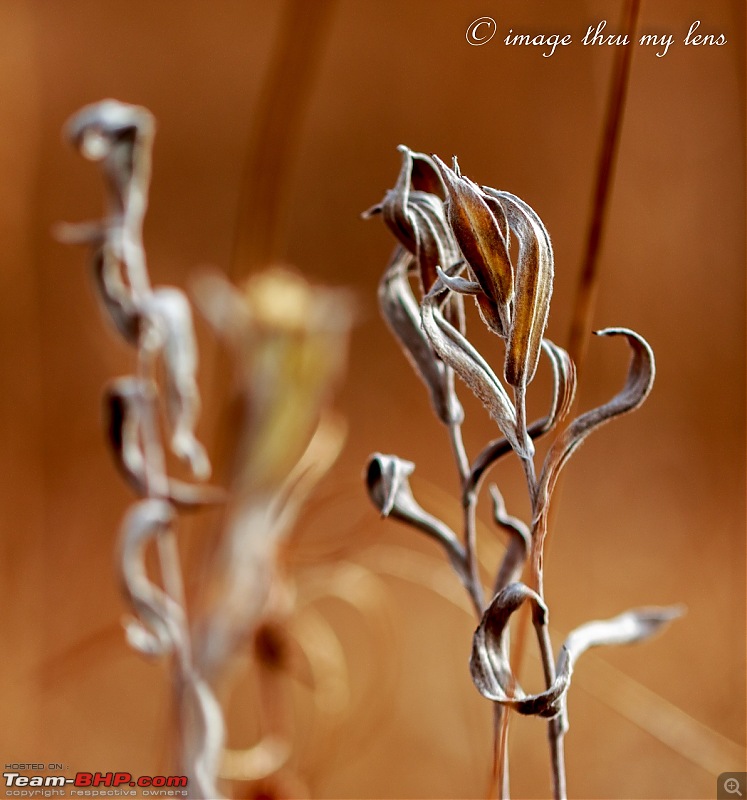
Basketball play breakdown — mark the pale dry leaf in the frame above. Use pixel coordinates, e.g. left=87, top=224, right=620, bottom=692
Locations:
left=471, top=580, right=681, bottom=723
left=489, top=485, right=531, bottom=593
left=117, top=498, right=183, bottom=657
left=536, top=328, right=655, bottom=516
left=365, top=453, right=468, bottom=585
left=421, top=292, right=523, bottom=455
left=141, top=287, right=210, bottom=479
left=378, top=247, right=463, bottom=426
left=104, top=378, right=225, bottom=510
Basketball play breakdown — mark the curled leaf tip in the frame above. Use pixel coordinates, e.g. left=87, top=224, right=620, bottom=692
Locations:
left=64, top=99, right=155, bottom=162
left=535, top=326, right=655, bottom=516
left=361, top=203, right=382, bottom=219
left=364, top=453, right=467, bottom=581
left=365, top=452, right=415, bottom=517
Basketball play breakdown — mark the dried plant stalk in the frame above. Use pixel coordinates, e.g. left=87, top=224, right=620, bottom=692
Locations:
left=59, top=99, right=224, bottom=799
left=60, top=100, right=353, bottom=800
left=365, top=147, right=681, bottom=799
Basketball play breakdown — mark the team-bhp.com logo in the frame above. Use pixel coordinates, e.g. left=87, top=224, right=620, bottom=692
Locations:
left=4, top=771, right=187, bottom=797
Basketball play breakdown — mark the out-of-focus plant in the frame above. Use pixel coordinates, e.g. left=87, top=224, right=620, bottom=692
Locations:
left=364, top=146, right=682, bottom=800
left=59, top=99, right=353, bottom=800
left=191, top=267, right=352, bottom=680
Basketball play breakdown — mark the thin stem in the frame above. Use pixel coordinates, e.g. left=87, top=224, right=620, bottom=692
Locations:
left=230, top=0, right=337, bottom=276
left=488, top=703, right=510, bottom=800
left=137, top=338, right=205, bottom=792
left=513, top=384, right=537, bottom=501
left=445, top=376, right=485, bottom=616
left=535, top=617, right=566, bottom=800
left=463, top=491, right=485, bottom=613
left=566, top=0, right=641, bottom=382
left=448, top=417, right=470, bottom=486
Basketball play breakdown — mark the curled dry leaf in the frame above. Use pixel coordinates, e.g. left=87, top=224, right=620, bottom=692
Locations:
left=64, top=99, right=155, bottom=296
left=536, top=328, right=655, bottom=516
left=117, top=498, right=184, bottom=657
left=365, top=451, right=416, bottom=518
left=541, top=338, right=577, bottom=433
left=270, top=412, right=346, bottom=537
left=377, top=247, right=463, bottom=426
left=464, top=339, right=576, bottom=496
left=421, top=292, right=524, bottom=456
left=220, top=736, right=291, bottom=782
left=364, top=146, right=456, bottom=295
left=471, top=581, right=682, bottom=723
left=365, top=453, right=468, bottom=584
left=119, top=501, right=226, bottom=799
left=554, top=605, right=685, bottom=734
left=470, top=582, right=565, bottom=717
left=104, top=378, right=225, bottom=510
left=94, top=247, right=140, bottom=343
left=141, top=287, right=210, bottom=479
left=489, top=486, right=531, bottom=593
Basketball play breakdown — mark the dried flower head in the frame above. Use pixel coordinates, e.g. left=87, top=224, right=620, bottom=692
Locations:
left=194, top=267, right=353, bottom=492
left=191, top=266, right=354, bottom=680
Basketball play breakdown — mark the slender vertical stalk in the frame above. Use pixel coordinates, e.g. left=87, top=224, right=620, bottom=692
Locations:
left=463, top=491, right=485, bottom=614
left=566, top=0, right=641, bottom=379
left=488, top=703, right=510, bottom=800
left=535, top=621, right=566, bottom=800
left=448, top=418, right=470, bottom=485
left=230, top=0, right=337, bottom=277
left=502, top=6, right=641, bottom=795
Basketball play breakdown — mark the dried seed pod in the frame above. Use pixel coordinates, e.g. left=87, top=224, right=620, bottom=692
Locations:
left=193, top=267, right=353, bottom=493
left=432, top=155, right=513, bottom=336
left=484, top=189, right=554, bottom=389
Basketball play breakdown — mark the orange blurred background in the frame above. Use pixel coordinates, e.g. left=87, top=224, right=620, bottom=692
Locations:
left=0, top=1, right=744, bottom=798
